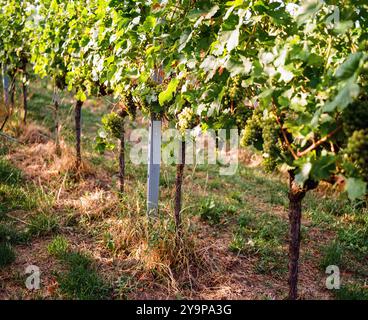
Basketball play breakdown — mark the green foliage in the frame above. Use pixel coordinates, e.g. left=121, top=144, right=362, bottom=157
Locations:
left=0, top=242, right=16, bottom=267
left=28, top=213, right=59, bottom=237
left=0, top=0, right=32, bottom=75
left=197, top=198, right=236, bottom=225
left=178, top=0, right=368, bottom=199
left=0, top=159, right=22, bottom=185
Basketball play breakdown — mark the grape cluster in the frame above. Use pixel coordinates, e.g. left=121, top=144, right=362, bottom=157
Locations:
left=223, top=76, right=244, bottom=109
left=241, top=109, right=282, bottom=172
left=177, top=107, right=196, bottom=134
left=262, top=117, right=282, bottom=172
left=102, top=112, right=124, bottom=140
left=121, top=92, right=137, bottom=120
left=55, top=74, right=66, bottom=90
left=241, top=109, right=263, bottom=150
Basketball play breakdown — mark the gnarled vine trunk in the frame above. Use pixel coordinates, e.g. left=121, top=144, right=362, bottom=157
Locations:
left=119, top=119, right=125, bottom=193
left=174, top=140, right=186, bottom=233
left=21, top=60, right=28, bottom=125
left=54, top=89, right=61, bottom=156
left=22, top=77, right=27, bottom=125
left=287, top=172, right=317, bottom=300
left=74, top=100, right=83, bottom=170
left=288, top=173, right=306, bottom=300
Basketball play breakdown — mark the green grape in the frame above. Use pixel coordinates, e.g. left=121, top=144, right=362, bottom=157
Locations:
left=222, top=75, right=244, bottom=109
left=55, top=74, right=66, bottom=90
left=177, top=107, right=196, bottom=133
left=261, top=117, right=282, bottom=172
left=346, top=129, right=368, bottom=181
left=229, top=75, right=242, bottom=101
left=241, top=109, right=263, bottom=150
left=241, top=109, right=282, bottom=171
left=102, top=112, right=124, bottom=140
left=235, top=107, right=253, bottom=131
left=121, top=92, right=137, bottom=120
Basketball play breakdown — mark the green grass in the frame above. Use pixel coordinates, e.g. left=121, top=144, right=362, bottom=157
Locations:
left=0, top=158, right=22, bottom=185
left=320, top=241, right=343, bottom=269
left=334, top=284, right=368, bottom=300
left=0, top=158, right=52, bottom=217
left=229, top=210, right=288, bottom=275
left=197, top=198, right=237, bottom=225
left=55, top=251, right=110, bottom=300
left=28, top=213, right=59, bottom=237
left=47, top=236, right=110, bottom=299
left=0, top=243, right=16, bottom=267
left=48, top=235, right=69, bottom=257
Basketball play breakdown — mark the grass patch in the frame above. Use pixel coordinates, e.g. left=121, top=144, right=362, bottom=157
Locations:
left=47, top=235, right=69, bottom=257
left=229, top=211, right=288, bottom=275
left=337, top=224, right=368, bottom=256
left=0, top=243, right=16, bottom=267
left=197, top=198, right=237, bottom=225
left=320, top=241, right=343, bottom=269
left=0, top=158, right=22, bottom=185
left=334, top=284, right=368, bottom=300
left=56, top=252, right=110, bottom=300
left=28, top=213, right=59, bottom=237
left=0, top=223, right=29, bottom=244
left=46, top=236, right=110, bottom=299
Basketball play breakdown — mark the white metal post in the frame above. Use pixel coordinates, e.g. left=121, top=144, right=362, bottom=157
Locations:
left=2, top=64, right=9, bottom=106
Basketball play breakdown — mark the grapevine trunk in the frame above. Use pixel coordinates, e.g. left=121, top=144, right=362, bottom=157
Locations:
left=22, top=78, right=27, bottom=125
left=54, top=91, right=61, bottom=156
left=288, top=172, right=306, bottom=300
left=119, top=120, right=125, bottom=193
left=74, top=100, right=83, bottom=170
left=174, top=140, right=186, bottom=234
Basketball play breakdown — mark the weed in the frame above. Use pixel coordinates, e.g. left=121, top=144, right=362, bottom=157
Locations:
left=114, top=274, right=138, bottom=299
left=48, top=236, right=69, bottom=257
left=197, top=198, right=236, bottom=225
left=320, top=241, right=343, bottom=269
